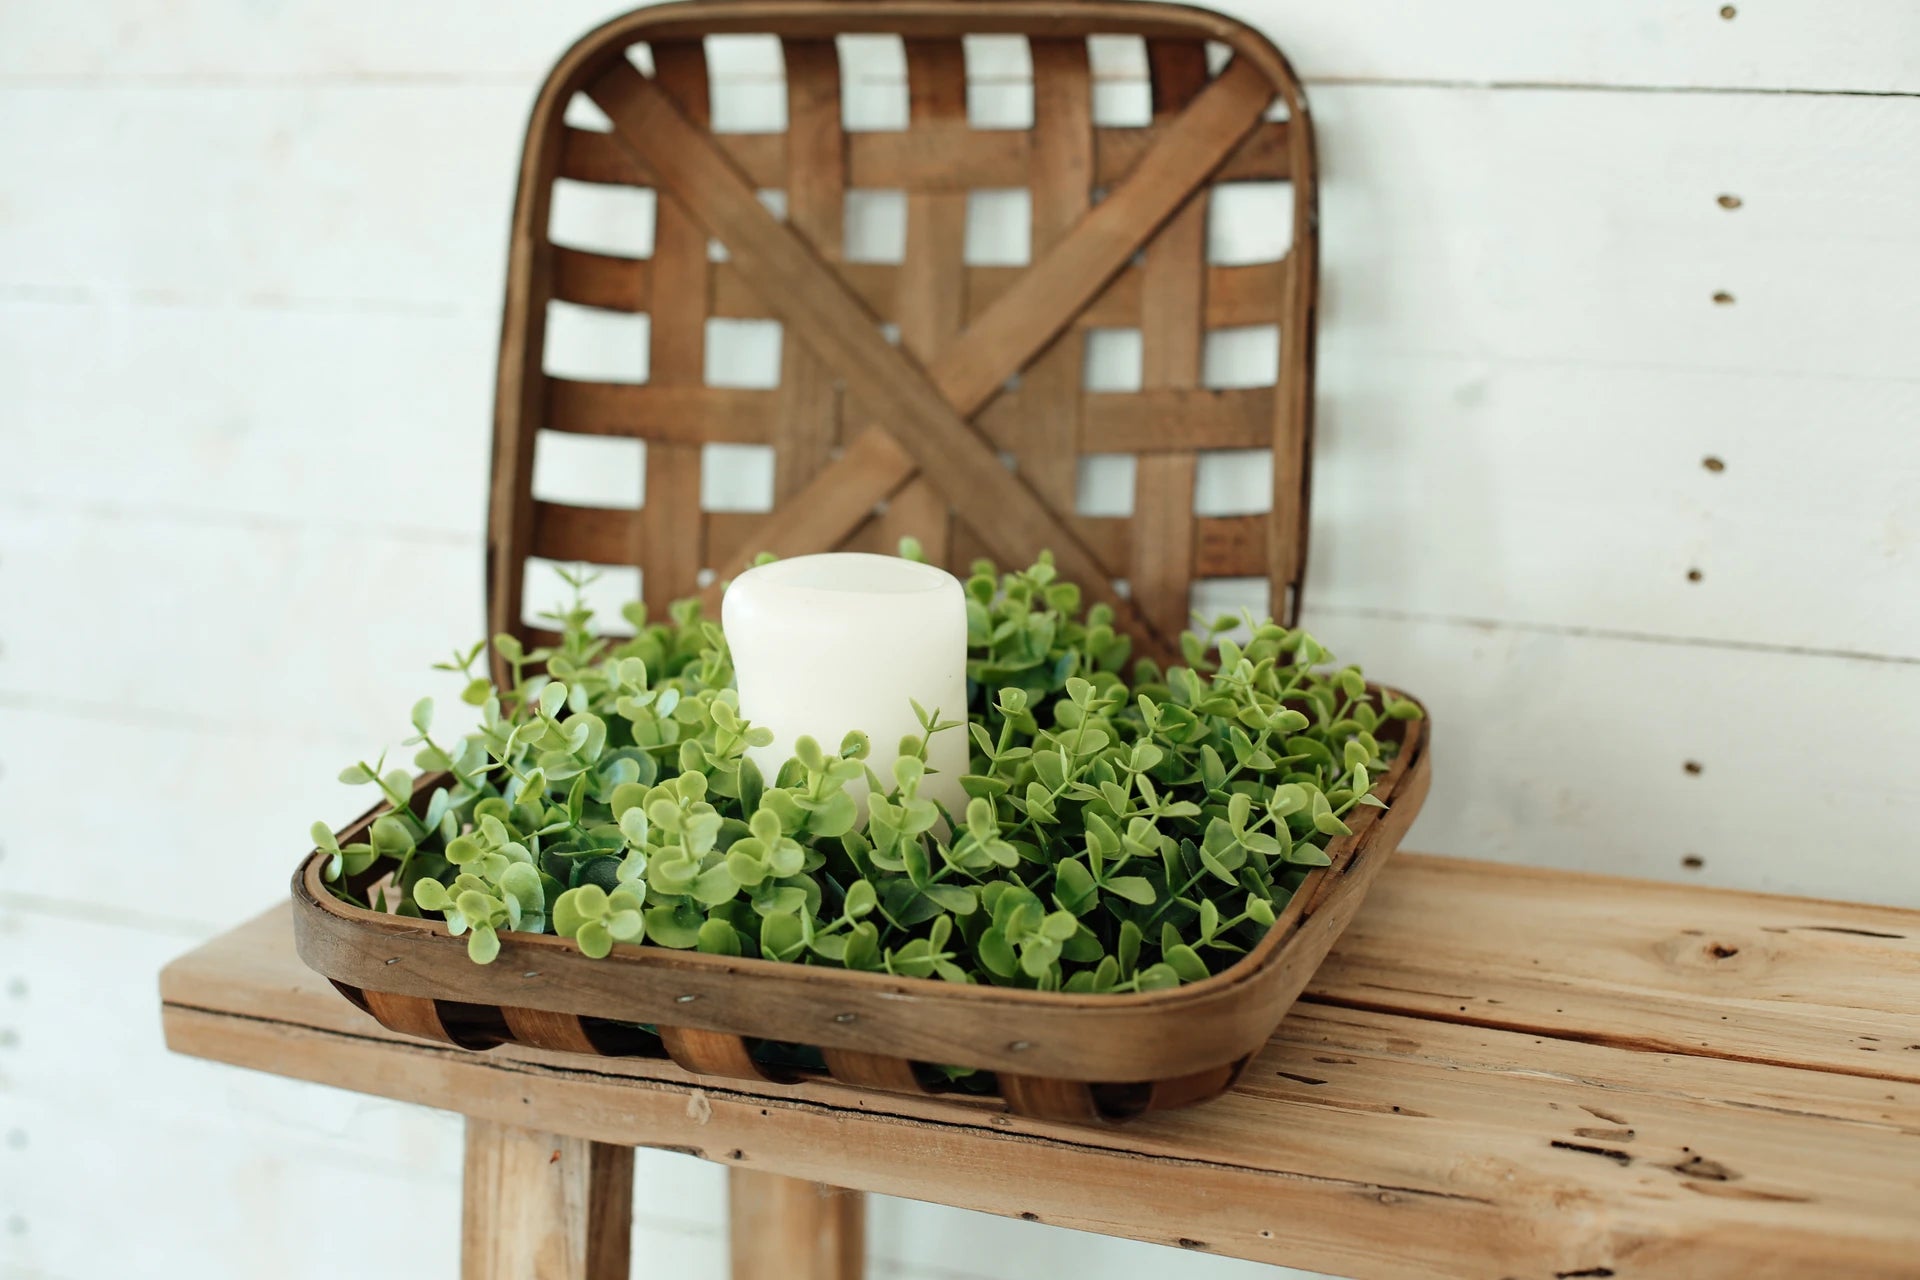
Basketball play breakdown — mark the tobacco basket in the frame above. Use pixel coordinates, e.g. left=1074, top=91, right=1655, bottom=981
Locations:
left=294, top=0, right=1434, bottom=1122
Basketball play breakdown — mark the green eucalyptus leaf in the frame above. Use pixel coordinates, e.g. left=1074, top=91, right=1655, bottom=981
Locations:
left=468, top=923, right=501, bottom=965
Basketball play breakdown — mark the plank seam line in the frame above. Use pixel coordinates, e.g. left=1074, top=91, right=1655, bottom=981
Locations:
left=1301, top=993, right=1920, bottom=1087
left=1305, top=76, right=1920, bottom=100
left=1303, top=604, right=1920, bottom=668
left=0, top=890, right=219, bottom=940
left=160, top=1000, right=1495, bottom=1203
left=0, top=282, right=467, bottom=316
left=0, top=490, right=476, bottom=546
left=0, top=690, right=375, bottom=747
left=1, top=73, right=1916, bottom=101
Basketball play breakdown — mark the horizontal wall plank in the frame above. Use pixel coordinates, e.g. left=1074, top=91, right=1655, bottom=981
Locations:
left=0, top=85, right=525, bottom=307
left=1310, top=85, right=1920, bottom=382
left=2, top=1, right=1914, bottom=93
left=8, top=293, right=1915, bottom=662
left=1287, top=607, right=1920, bottom=908
left=5, top=495, right=1915, bottom=918
left=0, top=503, right=483, bottom=743
left=5, top=87, right=1915, bottom=384
left=1303, top=352, right=1920, bottom=661
left=0, top=300, right=495, bottom=535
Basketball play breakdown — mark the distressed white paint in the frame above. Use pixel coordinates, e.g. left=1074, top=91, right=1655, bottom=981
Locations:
left=3, top=3, right=1918, bottom=1279
left=3, top=1, right=1917, bottom=92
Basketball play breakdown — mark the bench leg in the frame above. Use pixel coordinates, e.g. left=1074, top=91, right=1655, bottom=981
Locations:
left=728, top=1168, right=865, bottom=1280
left=461, top=1117, right=634, bottom=1280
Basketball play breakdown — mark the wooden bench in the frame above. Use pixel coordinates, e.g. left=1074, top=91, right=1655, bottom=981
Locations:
left=159, top=853, right=1920, bottom=1279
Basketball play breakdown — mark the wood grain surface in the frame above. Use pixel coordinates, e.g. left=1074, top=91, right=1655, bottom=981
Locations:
left=164, top=853, right=1920, bottom=1280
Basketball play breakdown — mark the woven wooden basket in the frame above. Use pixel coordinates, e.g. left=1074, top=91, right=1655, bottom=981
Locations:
left=294, top=0, right=1433, bottom=1122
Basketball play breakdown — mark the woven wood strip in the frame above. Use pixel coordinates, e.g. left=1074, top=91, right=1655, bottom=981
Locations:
left=552, top=252, right=1290, bottom=333
left=772, top=37, right=844, bottom=501
left=860, top=38, right=971, bottom=564
left=820, top=1048, right=930, bottom=1095
left=500, top=1004, right=604, bottom=1055
left=657, top=1025, right=780, bottom=1082
left=547, top=381, right=777, bottom=443
left=638, top=40, right=711, bottom=617
left=556, top=118, right=1292, bottom=190
left=548, top=382, right=1274, bottom=454
left=1132, top=42, right=1213, bottom=640
left=1019, top=38, right=1094, bottom=516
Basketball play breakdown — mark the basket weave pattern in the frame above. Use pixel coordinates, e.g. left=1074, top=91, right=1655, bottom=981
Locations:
left=294, top=3, right=1415, bottom=1125
left=488, top=0, right=1319, bottom=668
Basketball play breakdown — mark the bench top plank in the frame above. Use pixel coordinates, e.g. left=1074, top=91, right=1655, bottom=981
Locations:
left=160, top=854, right=1920, bottom=1280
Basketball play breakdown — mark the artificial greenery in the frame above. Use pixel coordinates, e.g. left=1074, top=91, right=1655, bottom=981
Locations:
left=316, top=549, right=1418, bottom=995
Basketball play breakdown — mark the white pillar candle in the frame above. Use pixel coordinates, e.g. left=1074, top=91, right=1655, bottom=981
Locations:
left=723, top=552, right=971, bottom=820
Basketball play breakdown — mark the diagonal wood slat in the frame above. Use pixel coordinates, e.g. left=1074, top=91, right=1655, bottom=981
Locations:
left=583, top=56, right=1274, bottom=654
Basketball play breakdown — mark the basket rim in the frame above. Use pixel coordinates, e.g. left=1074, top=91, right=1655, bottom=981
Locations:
left=547, top=0, right=1310, bottom=99
left=295, top=694, right=1425, bottom=1015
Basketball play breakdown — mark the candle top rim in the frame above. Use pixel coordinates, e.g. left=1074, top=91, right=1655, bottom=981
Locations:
left=725, top=552, right=961, bottom=599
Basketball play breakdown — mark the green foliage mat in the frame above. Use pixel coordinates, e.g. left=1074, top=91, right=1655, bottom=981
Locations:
left=316, top=551, right=1419, bottom=999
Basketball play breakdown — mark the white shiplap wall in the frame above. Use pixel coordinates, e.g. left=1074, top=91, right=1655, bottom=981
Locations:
left=2, top=4, right=1917, bottom=1278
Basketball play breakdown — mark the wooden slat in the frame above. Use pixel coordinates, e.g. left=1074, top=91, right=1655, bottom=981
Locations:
left=728, top=1170, right=864, bottom=1280
left=859, top=475, right=951, bottom=564
left=983, top=385, right=1267, bottom=454
left=1193, top=513, right=1266, bottom=577
left=821, top=1048, right=927, bottom=1095
left=997, top=1073, right=1102, bottom=1123
left=487, top=63, right=568, bottom=669
left=720, top=509, right=1268, bottom=592
left=1131, top=42, right=1213, bottom=641
left=639, top=41, right=712, bottom=615
left=163, top=855, right=1920, bottom=1280
left=1018, top=38, right=1094, bottom=515
left=556, top=119, right=1291, bottom=190
left=691, top=258, right=1291, bottom=329
left=500, top=1005, right=605, bottom=1057
left=462, top=1118, right=633, bottom=1280
left=551, top=246, right=650, bottom=312
left=1081, top=388, right=1273, bottom=451
left=897, top=40, right=969, bottom=365
left=529, top=500, right=638, bottom=565
left=556, top=382, right=1272, bottom=453
left=658, top=1025, right=775, bottom=1082
left=705, top=428, right=917, bottom=575
left=772, top=38, right=845, bottom=501
left=361, top=988, right=455, bottom=1044
left=869, top=38, right=971, bottom=567
left=1313, top=856, right=1920, bottom=1078
left=546, top=380, right=777, bottom=442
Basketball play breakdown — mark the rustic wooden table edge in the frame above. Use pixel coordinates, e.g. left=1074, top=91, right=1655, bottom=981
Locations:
left=160, top=852, right=1920, bottom=1280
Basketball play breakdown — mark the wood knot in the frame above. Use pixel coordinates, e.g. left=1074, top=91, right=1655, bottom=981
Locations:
left=1671, top=1154, right=1739, bottom=1182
